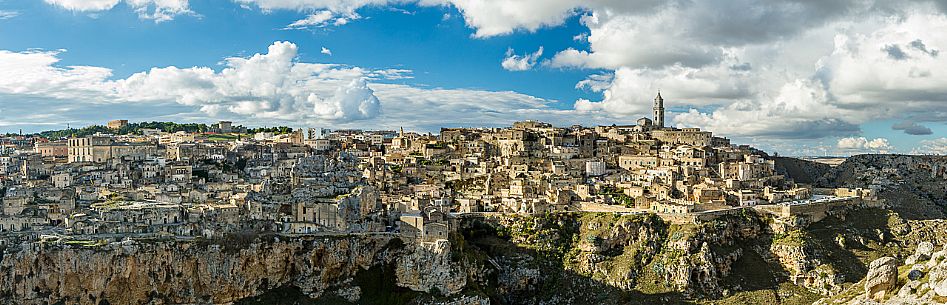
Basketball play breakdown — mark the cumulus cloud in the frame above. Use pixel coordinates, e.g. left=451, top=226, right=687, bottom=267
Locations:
left=892, top=121, right=933, bottom=135
left=819, top=13, right=947, bottom=119
left=0, top=41, right=609, bottom=133
left=0, top=42, right=384, bottom=123
left=837, top=137, right=892, bottom=153
left=0, top=49, right=115, bottom=100
left=44, top=0, right=192, bottom=22
left=44, top=0, right=121, bottom=11
left=672, top=79, right=862, bottom=139
left=312, top=78, right=379, bottom=120
left=562, top=5, right=947, bottom=143
left=913, top=137, right=947, bottom=155
left=501, top=47, right=542, bottom=71
left=364, top=83, right=610, bottom=131
left=117, top=41, right=384, bottom=121
left=24, top=0, right=947, bottom=148
left=574, top=64, right=752, bottom=115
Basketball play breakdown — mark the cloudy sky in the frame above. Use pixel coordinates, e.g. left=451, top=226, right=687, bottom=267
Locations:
left=0, top=0, right=946, bottom=156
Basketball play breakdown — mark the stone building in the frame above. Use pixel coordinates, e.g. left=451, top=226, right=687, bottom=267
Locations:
left=107, top=120, right=128, bottom=129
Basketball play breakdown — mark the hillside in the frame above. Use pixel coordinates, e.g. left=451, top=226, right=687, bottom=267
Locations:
left=778, top=155, right=947, bottom=220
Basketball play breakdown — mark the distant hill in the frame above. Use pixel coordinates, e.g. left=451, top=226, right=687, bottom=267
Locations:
left=773, top=157, right=833, bottom=185
left=35, top=122, right=295, bottom=139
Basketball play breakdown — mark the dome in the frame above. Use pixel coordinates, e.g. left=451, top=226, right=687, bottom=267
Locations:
left=636, top=117, right=653, bottom=126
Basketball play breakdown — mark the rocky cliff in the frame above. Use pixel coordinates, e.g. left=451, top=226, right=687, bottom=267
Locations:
left=449, top=211, right=823, bottom=304
left=2, top=196, right=944, bottom=304
left=0, top=235, right=389, bottom=304
left=0, top=234, right=479, bottom=305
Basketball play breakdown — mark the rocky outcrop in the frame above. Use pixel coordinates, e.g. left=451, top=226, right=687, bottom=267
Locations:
left=395, top=240, right=467, bottom=295
left=769, top=230, right=844, bottom=295
left=419, top=295, right=491, bottom=305
left=905, top=241, right=935, bottom=265
left=0, top=234, right=478, bottom=305
left=567, top=214, right=665, bottom=290
left=818, top=243, right=947, bottom=305
left=864, top=257, right=899, bottom=300
left=657, top=213, right=765, bottom=295
left=509, top=212, right=767, bottom=296
left=928, top=246, right=947, bottom=298
left=0, top=235, right=397, bottom=304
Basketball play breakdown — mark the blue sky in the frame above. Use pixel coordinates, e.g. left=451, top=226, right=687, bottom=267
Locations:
left=0, top=0, right=946, bottom=156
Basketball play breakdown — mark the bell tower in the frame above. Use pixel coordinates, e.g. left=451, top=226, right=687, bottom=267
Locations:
left=653, top=91, right=665, bottom=128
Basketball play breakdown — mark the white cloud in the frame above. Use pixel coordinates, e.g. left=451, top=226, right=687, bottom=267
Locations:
left=363, top=83, right=603, bottom=131
left=0, top=10, right=19, bottom=20
left=913, top=138, right=947, bottom=155
left=837, top=137, right=892, bottom=152
left=321, top=47, right=332, bottom=55
left=672, top=79, right=861, bottom=139
left=116, top=41, right=383, bottom=121
left=0, top=41, right=611, bottom=132
left=368, top=68, right=412, bottom=80
left=0, top=49, right=115, bottom=100
left=562, top=4, right=947, bottom=142
left=548, top=10, right=721, bottom=69
left=574, top=64, right=752, bottom=115
left=44, top=0, right=192, bottom=22
left=44, top=0, right=121, bottom=11
left=311, top=78, right=379, bottom=120
left=285, top=10, right=358, bottom=29
left=501, top=47, right=542, bottom=71
left=22, top=0, right=947, bottom=148
left=817, top=13, right=947, bottom=121
left=0, top=42, right=383, bottom=123
left=233, top=0, right=393, bottom=13
left=445, top=0, right=582, bottom=38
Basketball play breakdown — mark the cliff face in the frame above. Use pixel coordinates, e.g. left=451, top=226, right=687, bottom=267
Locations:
left=773, top=155, right=947, bottom=220
left=1, top=206, right=942, bottom=305
left=456, top=212, right=785, bottom=304
left=0, top=233, right=490, bottom=305
left=394, top=239, right=467, bottom=295
left=0, top=234, right=475, bottom=305
left=769, top=230, right=845, bottom=295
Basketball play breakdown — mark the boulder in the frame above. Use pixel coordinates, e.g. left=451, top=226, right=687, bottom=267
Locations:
left=916, top=242, right=935, bottom=260
left=864, top=257, right=899, bottom=300
left=907, top=269, right=923, bottom=281
left=930, top=259, right=947, bottom=297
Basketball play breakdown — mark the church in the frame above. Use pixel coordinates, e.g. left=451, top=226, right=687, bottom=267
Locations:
left=634, top=91, right=666, bottom=130
left=600, top=91, right=730, bottom=147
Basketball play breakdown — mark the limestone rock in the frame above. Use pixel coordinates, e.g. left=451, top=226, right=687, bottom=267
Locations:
left=0, top=235, right=396, bottom=304
left=916, top=242, right=935, bottom=259
left=336, top=286, right=362, bottom=303
left=420, top=295, right=491, bottom=305
left=395, top=240, right=467, bottom=296
left=930, top=258, right=947, bottom=297
left=864, top=257, right=898, bottom=300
